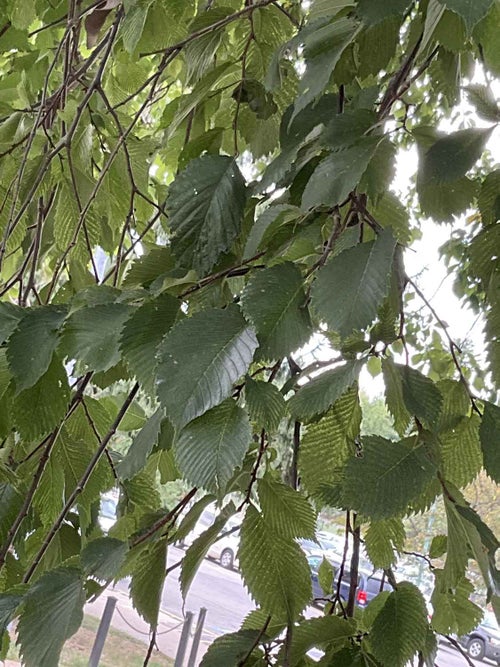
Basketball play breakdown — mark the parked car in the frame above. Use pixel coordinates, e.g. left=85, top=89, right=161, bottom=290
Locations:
left=457, top=611, right=500, bottom=663
left=182, top=505, right=240, bottom=570
left=308, top=555, right=392, bottom=608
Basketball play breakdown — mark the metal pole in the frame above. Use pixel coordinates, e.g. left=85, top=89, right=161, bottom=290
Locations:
left=174, top=611, right=194, bottom=667
left=187, top=608, right=207, bottom=667
left=88, top=596, right=117, bottom=667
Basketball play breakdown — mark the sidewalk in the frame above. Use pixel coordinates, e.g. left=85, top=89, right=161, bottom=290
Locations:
left=85, top=587, right=214, bottom=665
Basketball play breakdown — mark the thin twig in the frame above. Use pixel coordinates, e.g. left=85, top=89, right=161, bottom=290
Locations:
left=442, top=635, right=475, bottom=667
left=407, top=277, right=481, bottom=416
left=142, top=630, right=157, bottom=667
left=238, top=615, right=270, bottom=666
left=131, top=487, right=198, bottom=548
left=139, top=0, right=278, bottom=57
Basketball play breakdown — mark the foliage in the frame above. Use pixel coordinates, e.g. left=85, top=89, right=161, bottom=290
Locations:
left=0, top=0, right=499, bottom=665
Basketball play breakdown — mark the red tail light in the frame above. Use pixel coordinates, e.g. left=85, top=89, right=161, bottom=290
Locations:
left=357, top=590, right=368, bottom=605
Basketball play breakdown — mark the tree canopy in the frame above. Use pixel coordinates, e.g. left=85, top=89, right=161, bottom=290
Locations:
left=0, top=0, right=499, bottom=665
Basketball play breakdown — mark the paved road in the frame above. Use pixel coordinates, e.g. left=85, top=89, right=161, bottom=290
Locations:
left=119, top=546, right=487, bottom=666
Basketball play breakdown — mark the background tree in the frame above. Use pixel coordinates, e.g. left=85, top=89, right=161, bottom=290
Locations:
left=0, top=1, right=499, bottom=665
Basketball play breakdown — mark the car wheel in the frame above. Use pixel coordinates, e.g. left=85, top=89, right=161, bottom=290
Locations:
left=220, top=548, right=234, bottom=570
left=466, top=637, right=485, bottom=660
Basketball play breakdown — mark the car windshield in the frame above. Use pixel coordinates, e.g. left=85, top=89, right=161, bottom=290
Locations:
left=483, top=611, right=499, bottom=630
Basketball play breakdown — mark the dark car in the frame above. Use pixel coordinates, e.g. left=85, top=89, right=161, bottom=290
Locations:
left=458, top=612, right=500, bottom=663
left=308, top=555, right=392, bottom=608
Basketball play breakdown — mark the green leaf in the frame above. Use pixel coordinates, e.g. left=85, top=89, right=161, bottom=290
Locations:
left=435, top=379, right=470, bottom=432
left=81, top=537, right=128, bottom=581
left=174, top=399, right=251, bottom=494
left=184, top=8, right=233, bottom=84
left=443, top=0, right=494, bottom=32
left=0, top=302, right=23, bottom=345
left=122, top=247, right=175, bottom=288
left=474, top=2, right=500, bottom=75
left=173, top=494, right=216, bottom=545
left=440, top=414, right=482, bottom=487
left=289, top=362, right=362, bottom=421
left=302, top=138, right=379, bottom=210
left=429, top=535, right=448, bottom=558
left=117, top=409, right=164, bottom=481
left=129, top=539, right=167, bottom=628
left=357, top=0, right=411, bottom=25
left=241, top=262, right=312, bottom=359
left=319, top=646, right=382, bottom=666
left=122, top=2, right=149, bottom=53
left=245, top=377, right=286, bottom=432
left=239, top=505, right=312, bottom=619
left=321, top=109, right=377, bottom=149
left=299, top=386, right=361, bottom=495
left=311, top=230, right=397, bottom=338
left=166, top=155, right=247, bottom=276
left=180, top=503, right=236, bottom=600
left=318, top=557, right=334, bottom=595
left=0, top=592, right=24, bottom=632
left=156, top=305, right=258, bottom=429
left=465, top=84, right=500, bottom=122
left=431, top=570, right=483, bottom=635
left=6, top=306, right=67, bottom=391
left=418, top=176, right=478, bottom=222
left=382, top=358, right=412, bottom=436
left=244, top=205, right=299, bottom=258
left=0, top=483, right=23, bottom=546
left=478, top=169, right=500, bottom=225
left=32, top=456, right=65, bottom=527
left=452, top=498, right=500, bottom=599
left=357, top=18, right=400, bottom=77
left=370, top=582, right=429, bottom=667
left=479, top=401, right=500, bottom=482
left=120, top=294, right=180, bottom=391
left=280, top=615, right=356, bottom=666
left=61, top=304, right=131, bottom=373
left=292, top=17, right=359, bottom=116
left=200, top=629, right=265, bottom=667
left=343, top=436, right=437, bottom=519
left=420, top=127, right=493, bottom=184
left=12, top=356, right=71, bottom=440
left=55, top=425, right=113, bottom=512
left=443, top=495, right=473, bottom=588
left=17, top=568, right=85, bottom=667
left=364, top=518, right=405, bottom=569
left=398, top=364, right=443, bottom=428
left=257, top=476, right=316, bottom=540
left=420, top=0, right=446, bottom=53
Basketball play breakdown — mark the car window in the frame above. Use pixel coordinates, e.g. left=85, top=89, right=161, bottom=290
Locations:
left=199, top=511, right=215, bottom=528
left=364, top=574, right=391, bottom=595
